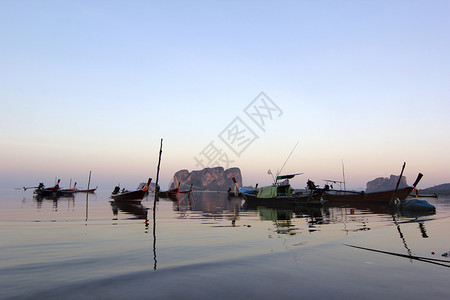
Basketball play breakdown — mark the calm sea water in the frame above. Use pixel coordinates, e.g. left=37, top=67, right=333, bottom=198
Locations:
left=1, top=189, right=449, bottom=299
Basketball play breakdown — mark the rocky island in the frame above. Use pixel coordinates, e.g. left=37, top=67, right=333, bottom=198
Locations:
left=170, top=167, right=242, bottom=191
left=366, top=175, right=408, bottom=193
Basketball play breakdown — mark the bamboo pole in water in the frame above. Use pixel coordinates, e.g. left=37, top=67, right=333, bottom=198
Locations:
left=87, top=171, right=92, bottom=190
left=153, top=139, right=163, bottom=270
left=342, top=159, right=346, bottom=192
left=154, top=139, right=163, bottom=205
left=85, top=171, right=91, bottom=223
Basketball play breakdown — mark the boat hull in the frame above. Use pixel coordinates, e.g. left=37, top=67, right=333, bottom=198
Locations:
left=111, top=190, right=148, bottom=202
left=322, top=187, right=414, bottom=203
left=242, top=191, right=323, bottom=206
left=34, top=188, right=63, bottom=197
left=157, top=191, right=178, bottom=198
left=77, top=187, right=98, bottom=193
left=178, top=189, right=193, bottom=195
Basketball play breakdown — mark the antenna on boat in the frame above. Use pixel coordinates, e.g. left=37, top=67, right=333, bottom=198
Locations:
left=268, top=169, right=275, bottom=183
left=277, top=140, right=299, bottom=179
left=342, top=159, right=346, bottom=191
left=87, top=171, right=92, bottom=191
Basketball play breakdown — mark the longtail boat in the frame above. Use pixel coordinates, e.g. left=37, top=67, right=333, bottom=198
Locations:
left=322, top=173, right=423, bottom=203
left=111, top=178, right=152, bottom=202
left=34, top=179, right=61, bottom=196
left=178, top=184, right=193, bottom=195
left=77, top=186, right=98, bottom=193
left=228, top=177, right=258, bottom=197
left=158, top=182, right=180, bottom=198
left=59, top=182, right=78, bottom=195
left=241, top=174, right=323, bottom=206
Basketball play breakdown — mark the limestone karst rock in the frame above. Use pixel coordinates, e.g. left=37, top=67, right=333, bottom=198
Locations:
left=366, top=175, right=408, bottom=193
left=171, top=167, right=242, bottom=191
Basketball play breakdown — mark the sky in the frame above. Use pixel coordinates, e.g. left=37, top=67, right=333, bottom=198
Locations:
left=1, top=0, right=449, bottom=191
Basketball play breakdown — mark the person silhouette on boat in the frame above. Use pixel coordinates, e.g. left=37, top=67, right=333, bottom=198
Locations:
left=307, top=180, right=317, bottom=190
left=112, top=186, right=120, bottom=195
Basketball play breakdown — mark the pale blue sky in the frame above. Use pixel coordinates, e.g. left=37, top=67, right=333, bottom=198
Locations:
left=1, top=0, right=449, bottom=190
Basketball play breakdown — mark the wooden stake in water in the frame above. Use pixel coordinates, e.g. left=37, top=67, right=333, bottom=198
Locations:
left=153, top=139, right=163, bottom=270
left=87, top=171, right=92, bottom=190
left=342, top=159, right=346, bottom=192
left=154, top=138, right=163, bottom=205
left=85, top=171, right=91, bottom=223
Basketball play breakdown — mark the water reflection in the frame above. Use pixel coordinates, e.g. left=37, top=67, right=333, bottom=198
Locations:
left=168, top=192, right=242, bottom=225
left=33, top=194, right=75, bottom=211
left=418, top=222, right=428, bottom=238
left=6, top=190, right=449, bottom=277
left=110, top=200, right=149, bottom=220
left=165, top=192, right=437, bottom=240
left=110, top=200, right=150, bottom=233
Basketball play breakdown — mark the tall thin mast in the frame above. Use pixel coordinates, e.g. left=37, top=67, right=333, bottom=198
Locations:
left=277, top=140, right=299, bottom=178
left=154, top=138, right=163, bottom=204
left=342, top=159, right=346, bottom=191
left=153, top=139, right=163, bottom=271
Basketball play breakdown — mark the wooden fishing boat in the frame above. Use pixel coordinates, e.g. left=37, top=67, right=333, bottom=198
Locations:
left=242, top=186, right=323, bottom=206
left=228, top=177, right=258, bottom=197
left=229, top=187, right=258, bottom=197
left=33, top=179, right=61, bottom=196
left=76, top=171, right=97, bottom=193
left=58, top=182, right=78, bottom=195
left=241, top=175, right=323, bottom=206
left=158, top=182, right=180, bottom=198
left=77, top=186, right=98, bottom=193
left=322, top=173, right=423, bottom=204
left=322, top=187, right=413, bottom=203
left=111, top=178, right=152, bottom=202
left=178, top=184, right=193, bottom=195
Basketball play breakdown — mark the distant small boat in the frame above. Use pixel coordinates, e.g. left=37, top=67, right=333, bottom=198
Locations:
left=158, top=182, right=180, bottom=198
left=230, top=187, right=258, bottom=197
left=34, top=179, right=61, bottom=196
left=228, top=177, right=258, bottom=197
left=77, top=186, right=98, bottom=193
left=58, top=182, right=78, bottom=196
left=57, top=182, right=78, bottom=196
left=178, top=184, right=193, bottom=195
left=111, top=178, right=152, bottom=202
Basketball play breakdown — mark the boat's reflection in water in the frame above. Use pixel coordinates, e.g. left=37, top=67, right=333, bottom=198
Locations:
left=110, top=200, right=149, bottom=220
left=164, top=191, right=436, bottom=237
left=110, top=200, right=150, bottom=233
left=33, top=194, right=76, bottom=211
